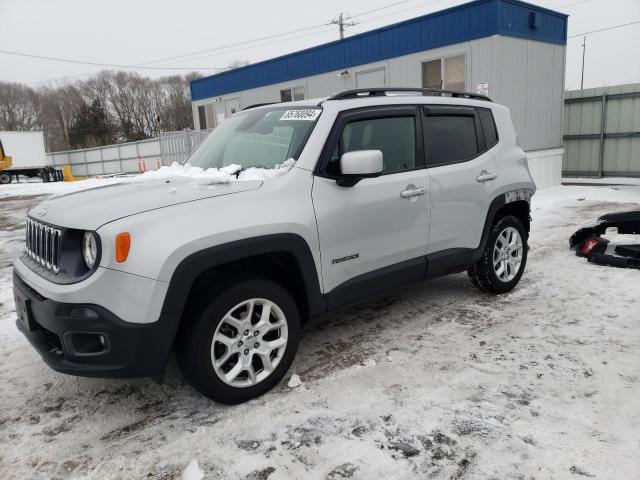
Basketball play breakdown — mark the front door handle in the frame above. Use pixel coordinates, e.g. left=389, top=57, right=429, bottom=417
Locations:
left=476, top=170, right=498, bottom=182
left=400, top=186, right=426, bottom=198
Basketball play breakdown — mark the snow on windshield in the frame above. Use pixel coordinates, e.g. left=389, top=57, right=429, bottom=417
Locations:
left=131, top=159, right=295, bottom=185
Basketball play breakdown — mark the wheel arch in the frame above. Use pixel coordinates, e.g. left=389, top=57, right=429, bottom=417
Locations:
left=495, top=200, right=531, bottom=234
left=158, top=234, right=325, bottom=350
left=473, top=191, right=532, bottom=263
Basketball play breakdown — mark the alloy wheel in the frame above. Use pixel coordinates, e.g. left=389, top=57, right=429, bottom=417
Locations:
left=493, top=226, right=523, bottom=282
left=210, top=298, right=288, bottom=388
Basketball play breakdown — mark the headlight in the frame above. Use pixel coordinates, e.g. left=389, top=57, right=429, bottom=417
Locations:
left=82, top=231, right=98, bottom=269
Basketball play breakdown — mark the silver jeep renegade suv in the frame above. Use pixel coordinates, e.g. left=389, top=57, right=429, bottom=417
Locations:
left=13, top=88, right=535, bottom=404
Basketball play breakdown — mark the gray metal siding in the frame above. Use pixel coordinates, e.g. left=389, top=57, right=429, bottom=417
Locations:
left=563, top=83, right=640, bottom=177
left=191, top=0, right=567, bottom=100
left=193, top=35, right=565, bottom=153
left=474, top=36, right=565, bottom=151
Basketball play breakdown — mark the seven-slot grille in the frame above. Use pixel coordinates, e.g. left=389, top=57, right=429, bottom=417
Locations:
left=26, top=218, right=62, bottom=273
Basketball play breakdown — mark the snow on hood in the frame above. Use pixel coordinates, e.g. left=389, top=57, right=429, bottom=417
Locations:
left=133, top=158, right=296, bottom=185
left=27, top=159, right=296, bottom=230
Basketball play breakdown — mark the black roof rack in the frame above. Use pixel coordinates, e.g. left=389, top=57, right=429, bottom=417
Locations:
left=327, top=87, right=491, bottom=102
left=242, top=102, right=279, bottom=111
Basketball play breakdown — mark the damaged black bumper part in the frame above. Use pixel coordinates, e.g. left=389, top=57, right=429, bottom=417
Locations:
left=569, top=211, right=640, bottom=269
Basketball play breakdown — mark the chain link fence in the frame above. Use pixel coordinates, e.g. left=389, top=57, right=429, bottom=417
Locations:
left=159, top=128, right=214, bottom=166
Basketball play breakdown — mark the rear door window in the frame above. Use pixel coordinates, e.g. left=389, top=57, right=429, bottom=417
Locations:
left=424, top=113, right=479, bottom=166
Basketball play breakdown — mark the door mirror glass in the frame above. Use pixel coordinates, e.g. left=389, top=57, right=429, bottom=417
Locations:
left=338, top=150, right=383, bottom=186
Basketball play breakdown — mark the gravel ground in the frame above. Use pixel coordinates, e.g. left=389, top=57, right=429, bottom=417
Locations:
left=0, top=181, right=639, bottom=479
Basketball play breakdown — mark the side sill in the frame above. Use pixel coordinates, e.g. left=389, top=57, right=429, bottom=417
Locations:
left=424, top=248, right=475, bottom=279
left=325, top=257, right=426, bottom=311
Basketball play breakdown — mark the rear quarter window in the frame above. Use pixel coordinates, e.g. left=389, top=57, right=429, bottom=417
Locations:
left=478, top=108, right=498, bottom=149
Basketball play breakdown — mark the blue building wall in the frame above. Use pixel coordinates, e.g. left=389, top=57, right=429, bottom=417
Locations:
left=191, top=0, right=567, bottom=101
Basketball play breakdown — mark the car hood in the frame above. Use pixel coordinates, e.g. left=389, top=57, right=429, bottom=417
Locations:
left=28, top=179, right=262, bottom=230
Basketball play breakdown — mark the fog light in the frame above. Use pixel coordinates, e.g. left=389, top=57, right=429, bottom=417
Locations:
left=63, top=332, right=109, bottom=355
left=70, top=307, right=99, bottom=318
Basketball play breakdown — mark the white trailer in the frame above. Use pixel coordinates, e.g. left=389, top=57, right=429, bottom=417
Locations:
left=0, top=131, right=62, bottom=184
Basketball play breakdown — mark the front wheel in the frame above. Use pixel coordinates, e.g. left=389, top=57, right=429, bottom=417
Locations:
left=468, top=215, right=528, bottom=294
left=176, top=279, right=300, bottom=404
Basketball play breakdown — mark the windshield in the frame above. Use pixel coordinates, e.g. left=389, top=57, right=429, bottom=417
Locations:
left=187, top=106, right=321, bottom=170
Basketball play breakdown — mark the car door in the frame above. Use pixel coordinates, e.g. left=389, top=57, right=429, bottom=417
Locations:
left=422, top=105, right=499, bottom=254
left=312, top=106, right=430, bottom=307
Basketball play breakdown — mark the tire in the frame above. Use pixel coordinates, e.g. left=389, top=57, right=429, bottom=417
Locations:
left=468, top=215, right=528, bottom=294
left=0, top=172, right=11, bottom=184
left=176, top=279, right=300, bottom=404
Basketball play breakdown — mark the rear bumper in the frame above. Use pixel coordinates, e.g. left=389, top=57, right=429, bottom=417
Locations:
left=14, top=271, right=175, bottom=378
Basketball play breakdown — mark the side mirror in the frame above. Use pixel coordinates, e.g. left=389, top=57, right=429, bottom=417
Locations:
left=338, top=150, right=383, bottom=187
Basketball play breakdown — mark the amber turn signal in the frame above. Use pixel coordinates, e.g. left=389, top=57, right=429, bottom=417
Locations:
left=115, top=232, right=131, bottom=263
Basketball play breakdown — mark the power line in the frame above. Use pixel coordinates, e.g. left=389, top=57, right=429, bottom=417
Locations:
left=350, top=0, right=412, bottom=19
left=136, top=1, right=426, bottom=67
left=355, top=0, right=449, bottom=26
left=150, top=27, right=336, bottom=67
left=555, top=0, right=594, bottom=9
left=353, top=0, right=596, bottom=27
left=134, top=24, right=331, bottom=67
left=0, top=49, right=226, bottom=71
left=568, top=19, right=640, bottom=38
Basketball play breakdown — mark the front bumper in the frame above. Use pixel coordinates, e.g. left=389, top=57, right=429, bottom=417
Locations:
left=13, top=271, right=175, bottom=378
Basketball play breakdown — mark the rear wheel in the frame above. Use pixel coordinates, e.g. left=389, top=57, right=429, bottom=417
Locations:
left=468, top=215, right=528, bottom=294
left=0, top=172, right=12, bottom=184
left=176, top=279, right=300, bottom=404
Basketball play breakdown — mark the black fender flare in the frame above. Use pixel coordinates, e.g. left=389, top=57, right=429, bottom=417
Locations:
left=473, top=190, right=532, bottom=262
left=150, top=234, right=325, bottom=372
left=159, top=233, right=325, bottom=321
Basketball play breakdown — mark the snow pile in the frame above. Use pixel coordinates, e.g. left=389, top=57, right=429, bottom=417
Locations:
left=239, top=159, right=296, bottom=181
left=181, top=459, right=204, bottom=480
left=134, top=159, right=296, bottom=185
left=533, top=185, right=640, bottom=210
left=287, top=374, right=303, bottom=388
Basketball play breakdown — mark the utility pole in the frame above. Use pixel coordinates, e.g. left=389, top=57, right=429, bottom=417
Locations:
left=580, top=36, right=586, bottom=90
left=330, top=12, right=356, bottom=40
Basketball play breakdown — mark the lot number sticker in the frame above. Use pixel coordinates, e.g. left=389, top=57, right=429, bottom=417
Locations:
left=280, top=109, right=321, bottom=121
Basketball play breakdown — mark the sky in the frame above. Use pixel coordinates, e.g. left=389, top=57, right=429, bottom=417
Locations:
left=0, top=0, right=639, bottom=91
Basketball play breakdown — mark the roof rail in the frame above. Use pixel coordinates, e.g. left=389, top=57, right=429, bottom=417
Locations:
left=327, top=87, right=491, bottom=102
left=242, top=102, right=279, bottom=111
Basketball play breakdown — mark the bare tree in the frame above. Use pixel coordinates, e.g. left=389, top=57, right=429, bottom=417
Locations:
left=0, top=69, right=202, bottom=150
left=226, top=59, right=250, bottom=70
left=0, top=82, right=40, bottom=131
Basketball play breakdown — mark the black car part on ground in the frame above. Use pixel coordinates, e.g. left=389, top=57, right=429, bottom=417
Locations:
left=570, top=211, right=640, bottom=269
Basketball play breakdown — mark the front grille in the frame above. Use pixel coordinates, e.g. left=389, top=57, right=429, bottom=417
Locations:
left=26, top=218, right=62, bottom=273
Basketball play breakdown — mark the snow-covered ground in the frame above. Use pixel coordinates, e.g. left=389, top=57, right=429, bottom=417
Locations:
left=562, top=176, right=640, bottom=186
left=1, top=180, right=639, bottom=479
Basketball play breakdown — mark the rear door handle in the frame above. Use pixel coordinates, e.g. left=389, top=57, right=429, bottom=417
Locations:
left=476, top=171, right=498, bottom=182
left=400, top=186, right=426, bottom=198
